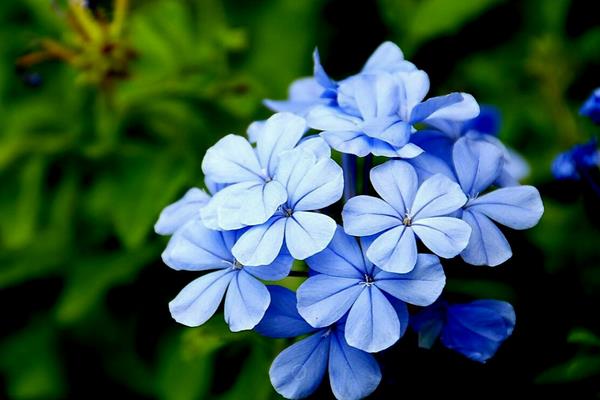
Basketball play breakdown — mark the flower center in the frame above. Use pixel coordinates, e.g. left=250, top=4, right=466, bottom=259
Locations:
left=403, top=214, right=412, bottom=226
left=232, top=259, right=244, bottom=270
left=360, top=274, right=375, bottom=287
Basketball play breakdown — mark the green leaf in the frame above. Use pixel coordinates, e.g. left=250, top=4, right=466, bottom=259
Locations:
left=0, top=321, right=66, bottom=399
left=445, top=279, right=516, bottom=302
left=536, top=355, right=600, bottom=383
left=568, top=328, right=600, bottom=348
left=55, top=246, right=158, bottom=324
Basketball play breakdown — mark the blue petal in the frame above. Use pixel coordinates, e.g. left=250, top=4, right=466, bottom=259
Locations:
left=313, top=48, right=336, bottom=90
left=264, top=77, right=327, bottom=116
left=200, top=180, right=286, bottom=230
left=344, top=286, right=400, bottom=352
left=201, top=134, right=263, bottom=184
left=442, top=300, right=516, bottom=363
left=306, top=225, right=366, bottom=278
left=352, top=73, right=399, bottom=120
left=342, top=195, right=402, bottom=236
left=307, top=105, right=361, bottom=131
left=297, top=274, right=363, bottom=328
left=366, top=225, right=417, bottom=273
left=411, top=174, right=467, bottom=220
left=288, top=157, right=343, bottom=212
left=452, top=136, right=504, bottom=196
left=460, top=209, right=512, bottom=266
left=410, top=129, right=455, bottom=162
left=168, top=269, right=234, bottom=327
left=370, top=160, right=417, bottom=215
left=244, top=250, right=294, bottom=281
left=255, top=285, right=316, bottom=338
left=155, top=188, right=210, bottom=235
left=224, top=270, right=270, bottom=332
left=329, top=329, right=382, bottom=400
left=231, top=216, right=286, bottom=266
left=405, top=152, right=456, bottom=184
left=296, top=135, right=332, bottom=159
left=362, top=41, right=414, bottom=73
left=320, top=130, right=374, bottom=157
left=374, top=254, right=445, bottom=306
left=412, top=92, right=480, bottom=124
left=386, top=295, right=410, bottom=338
left=269, top=331, right=330, bottom=399
left=411, top=301, right=446, bottom=349
left=396, top=70, right=430, bottom=119
left=462, top=105, right=501, bottom=136
left=468, top=185, right=544, bottom=229
left=412, top=217, right=472, bottom=258
left=161, top=219, right=232, bottom=271
left=256, top=112, right=306, bottom=176
left=246, top=120, right=265, bottom=143
left=285, top=211, right=337, bottom=260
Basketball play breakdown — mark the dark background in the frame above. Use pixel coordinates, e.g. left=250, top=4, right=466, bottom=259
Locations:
left=1, top=0, right=599, bottom=398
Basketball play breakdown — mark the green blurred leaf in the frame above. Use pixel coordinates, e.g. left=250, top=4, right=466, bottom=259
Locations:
left=445, top=279, right=516, bottom=302
left=536, top=355, right=600, bottom=384
left=0, top=322, right=65, bottom=399
left=568, top=328, right=600, bottom=348
left=55, top=246, right=157, bottom=324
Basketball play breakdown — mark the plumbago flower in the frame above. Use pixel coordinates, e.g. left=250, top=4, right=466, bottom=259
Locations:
left=256, top=286, right=384, bottom=400
left=297, top=227, right=445, bottom=352
left=412, top=299, right=516, bottom=363
left=580, top=88, right=600, bottom=124
left=161, top=218, right=293, bottom=331
left=451, top=137, right=544, bottom=266
left=343, top=160, right=471, bottom=273
left=153, top=41, right=544, bottom=400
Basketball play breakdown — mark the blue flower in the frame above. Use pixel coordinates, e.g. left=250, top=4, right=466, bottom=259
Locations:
left=307, top=70, right=479, bottom=158
left=296, top=226, right=445, bottom=352
left=411, top=106, right=529, bottom=185
left=154, top=187, right=210, bottom=236
left=161, top=219, right=293, bottom=331
left=201, top=112, right=329, bottom=231
left=257, top=286, right=383, bottom=400
left=580, top=88, right=600, bottom=124
left=412, top=299, right=516, bottom=363
left=230, top=146, right=343, bottom=266
left=452, top=137, right=544, bottom=266
left=552, top=138, right=599, bottom=180
left=343, top=160, right=471, bottom=273
left=263, top=42, right=416, bottom=117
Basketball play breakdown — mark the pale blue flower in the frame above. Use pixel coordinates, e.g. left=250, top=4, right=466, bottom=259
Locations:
left=257, top=286, right=382, bottom=400
left=580, top=88, right=600, bottom=124
left=200, top=112, right=307, bottom=230
left=453, top=137, right=544, bottom=266
left=161, top=219, right=293, bottom=332
left=343, top=160, right=471, bottom=273
left=154, top=187, right=210, bottom=236
left=231, top=147, right=343, bottom=266
left=296, top=227, right=445, bottom=352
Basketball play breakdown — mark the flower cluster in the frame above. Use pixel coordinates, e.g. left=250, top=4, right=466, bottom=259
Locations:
left=156, top=42, right=544, bottom=399
left=552, top=89, right=600, bottom=196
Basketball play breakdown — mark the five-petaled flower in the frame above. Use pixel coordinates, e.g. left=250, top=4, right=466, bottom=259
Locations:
left=343, top=160, right=471, bottom=273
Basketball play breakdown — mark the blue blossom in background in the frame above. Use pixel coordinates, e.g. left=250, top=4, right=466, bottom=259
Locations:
left=231, top=147, right=343, bottom=266
left=343, top=160, right=471, bottom=273
left=452, top=137, right=544, bottom=266
left=307, top=69, right=479, bottom=158
left=411, top=105, right=529, bottom=186
left=161, top=219, right=293, bottom=331
left=200, top=112, right=307, bottom=230
left=264, top=41, right=416, bottom=117
left=257, top=286, right=382, bottom=400
left=552, top=138, right=599, bottom=181
left=297, top=227, right=445, bottom=352
left=580, top=88, right=600, bottom=124
left=412, top=299, right=516, bottom=363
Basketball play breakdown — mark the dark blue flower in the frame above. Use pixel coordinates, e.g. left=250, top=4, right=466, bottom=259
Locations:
left=580, top=88, right=600, bottom=124
left=552, top=138, right=599, bottom=180
left=257, top=286, right=382, bottom=400
left=412, top=299, right=516, bottom=363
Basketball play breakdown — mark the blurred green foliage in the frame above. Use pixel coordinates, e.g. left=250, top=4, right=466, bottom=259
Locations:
left=1, top=0, right=599, bottom=398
